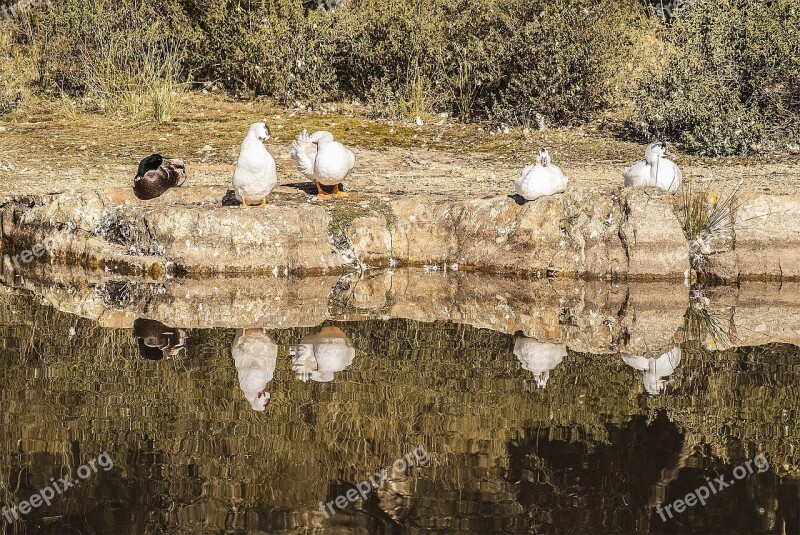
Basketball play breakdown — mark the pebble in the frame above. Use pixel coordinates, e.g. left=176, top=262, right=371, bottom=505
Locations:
left=414, top=116, right=424, bottom=126
left=198, top=145, right=213, bottom=152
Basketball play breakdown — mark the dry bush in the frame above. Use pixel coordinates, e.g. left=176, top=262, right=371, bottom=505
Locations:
left=17, top=0, right=187, bottom=122
left=0, top=20, right=33, bottom=114
left=631, top=0, right=800, bottom=155
left=5, top=0, right=798, bottom=152
left=183, top=0, right=644, bottom=125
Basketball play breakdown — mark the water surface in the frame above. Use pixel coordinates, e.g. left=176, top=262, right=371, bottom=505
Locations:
left=0, top=273, right=798, bottom=534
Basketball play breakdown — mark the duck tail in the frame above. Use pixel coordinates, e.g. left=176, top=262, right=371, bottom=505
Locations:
left=290, top=129, right=316, bottom=176
left=163, top=158, right=187, bottom=187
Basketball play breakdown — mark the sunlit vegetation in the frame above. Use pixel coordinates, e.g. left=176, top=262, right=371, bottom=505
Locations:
left=1, top=0, right=797, bottom=153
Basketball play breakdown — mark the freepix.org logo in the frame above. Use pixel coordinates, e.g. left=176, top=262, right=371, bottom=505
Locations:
left=2, top=453, right=114, bottom=524
left=656, top=453, right=770, bottom=522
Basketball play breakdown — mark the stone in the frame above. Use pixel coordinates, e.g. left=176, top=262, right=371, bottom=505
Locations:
left=619, top=188, right=689, bottom=279
left=345, top=216, right=392, bottom=266
left=733, top=195, right=800, bottom=279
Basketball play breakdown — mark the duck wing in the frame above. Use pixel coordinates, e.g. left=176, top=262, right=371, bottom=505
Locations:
left=290, top=129, right=318, bottom=177
left=653, top=159, right=682, bottom=193
left=623, top=160, right=652, bottom=187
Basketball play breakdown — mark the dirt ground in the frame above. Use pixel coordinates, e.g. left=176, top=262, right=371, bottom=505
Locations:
left=1, top=93, right=798, bottom=200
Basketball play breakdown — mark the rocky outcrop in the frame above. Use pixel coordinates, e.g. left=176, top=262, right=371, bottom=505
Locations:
left=5, top=185, right=797, bottom=280
left=696, top=195, right=800, bottom=282
left=1, top=187, right=343, bottom=275
left=348, top=188, right=689, bottom=279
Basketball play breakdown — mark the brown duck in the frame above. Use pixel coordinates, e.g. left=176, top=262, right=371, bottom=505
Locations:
left=133, top=318, right=187, bottom=360
left=133, top=153, right=186, bottom=200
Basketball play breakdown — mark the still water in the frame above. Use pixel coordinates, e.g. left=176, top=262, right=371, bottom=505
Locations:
left=0, top=271, right=797, bottom=534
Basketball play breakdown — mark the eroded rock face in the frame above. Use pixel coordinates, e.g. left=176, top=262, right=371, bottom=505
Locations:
left=692, top=195, right=800, bottom=282
left=125, top=204, right=342, bottom=274
left=733, top=196, right=800, bottom=279
left=349, top=188, right=688, bottom=279
left=1, top=188, right=344, bottom=275
left=2, top=185, right=799, bottom=280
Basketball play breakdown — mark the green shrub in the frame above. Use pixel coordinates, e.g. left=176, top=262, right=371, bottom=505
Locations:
left=182, top=0, right=643, bottom=124
left=631, top=0, right=800, bottom=155
left=481, top=0, right=642, bottom=125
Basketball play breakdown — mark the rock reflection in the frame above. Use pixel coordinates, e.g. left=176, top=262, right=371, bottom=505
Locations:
left=231, top=328, right=278, bottom=411
left=375, top=465, right=412, bottom=523
left=621, top=346, right=682, bottom=395
left=291, top=324, right=355, bottom=383
left=513, top=336, right=567, bottom=388
left=132, top=318, right=186, bottom=360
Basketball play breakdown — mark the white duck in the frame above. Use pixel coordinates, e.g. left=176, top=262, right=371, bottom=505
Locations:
left=232, top=122, right=277, bottom=207
left=621, top=346, right=682, bottom=395
left=290, top=130, right=355, bottom=200
left=514, top=148, right=568, bottom=201
left=623, top=141, right=682, bottom=194
left=231, top=328, right=278, bottom=411
left=513, top=336, right=567, bottom=388
left=290, top=324, right=355, bottom=382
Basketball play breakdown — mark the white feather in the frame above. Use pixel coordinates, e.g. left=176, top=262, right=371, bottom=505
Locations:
left=232, top=123, right=277, bottom=204
left=623, top=142, right=682, bottom=194
left=514, top=149, right=568, bottom=201
left=290, top=130, right=355, bottom=186
left=290, top=129, right=317, bottom=176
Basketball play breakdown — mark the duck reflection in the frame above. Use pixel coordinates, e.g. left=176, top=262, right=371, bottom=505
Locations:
left=231, top=328, right=277, bottom=411
left=133, top=318, right=186, bottom=360
left=513, top=336, right=567, bottom=388
left=291, top=324, right=355, bottom=382
left=621, top=346, right=682, bottom=395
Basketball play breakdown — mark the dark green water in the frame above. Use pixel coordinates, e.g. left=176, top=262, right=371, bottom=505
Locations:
left=0, top=291, right=797, bottom=534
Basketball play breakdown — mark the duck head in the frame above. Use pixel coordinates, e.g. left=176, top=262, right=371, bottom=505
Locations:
left=249, top=122, right=271, bottom=143
left=133, top=318, right=186, bottom=360
left=135, top=153, right=164, bottom=179
left=535, top=371, right=550, bottom=388
left=645, top=141, right=670, bottom=163
left=535, top=148, right=552, bottom=167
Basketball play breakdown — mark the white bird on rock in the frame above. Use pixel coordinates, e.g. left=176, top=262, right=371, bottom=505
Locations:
left=290, top=130, right=355, bottom=200
left=514, top=148, right=568, bottom=201
left=623, top=141, right=682, bottom=194
left=232, top=122, right=277, bottom=207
